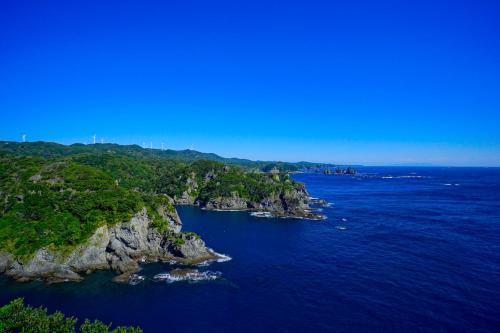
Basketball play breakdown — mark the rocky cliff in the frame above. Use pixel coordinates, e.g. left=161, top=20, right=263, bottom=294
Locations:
left=0, top=208, right=221, bottom=283
left=174, top=178, right=324, bottom=220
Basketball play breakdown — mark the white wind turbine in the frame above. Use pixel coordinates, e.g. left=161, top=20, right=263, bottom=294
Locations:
left=161, top=142, right=164, bottom=151
left=93, top=134, right=96, bottom=144
left=22, top=134, right=26, bottom=142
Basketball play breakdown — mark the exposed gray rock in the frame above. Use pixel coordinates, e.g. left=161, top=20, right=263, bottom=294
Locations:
left=173, top=173, right=199, bottom=205
left=201, top=194, right=248, bottom=211
left=173, top=168, right=324, bottom=220
left=5, top=249, right=83, bottom=283
left=196, top=185, right=324, bottom=220
left=2, top=206, right=222, bottom=283
left=29, top=174, right=42, bottom=182
left=66, top=225, right=110, bottom=272
left=159, top=198, right=183, bottom=233
left=169, top=234, right=213, bottom=259
left=0, top=252, right=12, bottom=273
left=174, top=191, right=196, bottom=205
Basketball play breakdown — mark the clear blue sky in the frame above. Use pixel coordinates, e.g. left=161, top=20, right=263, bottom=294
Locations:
left=1, top=0, right=499, bottom=166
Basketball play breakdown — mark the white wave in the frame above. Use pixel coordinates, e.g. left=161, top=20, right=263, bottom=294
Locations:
left=153, top=273, right=171, bottom=280
left=162, top=259, right=177, bottom=265
left=382, top=175, right=425, bottom=179
left=341, top=218, right=348, bottom=222
left=196, top=249, right=232, bottom=267
left=336, top=226, right=347, bottom=231
left=443, top=183, right=452, bottom=186
left=196, top=261, right=210, bottom=267
left=280, top=216, right=304, bottom=219
left=129, top=274, right=145, bottom=286
left=250, top=211, right=274, bottom=218
left=215, top=253, right=232, bottom=263
left=153, top=269, right=222, bottom=283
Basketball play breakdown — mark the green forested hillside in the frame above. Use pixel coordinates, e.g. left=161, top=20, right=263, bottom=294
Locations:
left=0, top=141, right=332, bottom=172
left=0, top=142, right=306, bottom=259
left=0, top=156, right=173, bottom=259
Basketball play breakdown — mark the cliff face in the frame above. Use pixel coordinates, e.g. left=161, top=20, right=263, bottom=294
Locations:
left=256, top=185, right=317, bottom=218
left=0, top=208, right=220, bottom=283
left=181, top=181, right=323, bottom=220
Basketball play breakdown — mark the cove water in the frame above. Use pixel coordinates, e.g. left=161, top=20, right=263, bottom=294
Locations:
left=1, top=167, right=500, bottom=332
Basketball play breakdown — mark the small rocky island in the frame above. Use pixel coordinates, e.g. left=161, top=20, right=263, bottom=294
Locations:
left=0, top=141, right=326, bottom=283
left=324, top=167, right=357, bottom=175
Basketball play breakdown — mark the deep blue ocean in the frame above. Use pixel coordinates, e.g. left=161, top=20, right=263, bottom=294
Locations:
left=1, top=167, right=500, bottom=332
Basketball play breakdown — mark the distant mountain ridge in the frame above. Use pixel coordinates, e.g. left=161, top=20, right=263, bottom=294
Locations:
left=0, top=141, right=334, bottom=172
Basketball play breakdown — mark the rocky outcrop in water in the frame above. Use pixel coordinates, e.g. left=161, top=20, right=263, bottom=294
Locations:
left=335, top=167, right=357, bottom=175
left=197, top=185, right=324, bottom=220
left=0, top=208, right=221, bottom=284
left=165, top=161, right=327, bottom=219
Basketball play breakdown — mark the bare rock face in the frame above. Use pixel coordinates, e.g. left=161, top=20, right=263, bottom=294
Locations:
left=2, top=206, right=221, bottom=283
left=0, top=252, right=13, bottom=273
left=66, top=225, right=110, bottom=272
left=178, top=237, right=212, bottom=259
left=5, top=249, right=83, bottom=283
left=106, top=208, right=163, bottom=274
left=173, top=173, right=198, bottom=205
left=201, top=195, right=249, bottom=210
left=196, top=185, right=324, bottom=220
left=174, top=191, right=197, bottom=205
left=168, top=234, right=213, bottom=259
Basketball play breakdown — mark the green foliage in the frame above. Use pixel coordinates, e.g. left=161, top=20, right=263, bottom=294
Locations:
left=0, top=141, right=335, bottom=172
left=0, top=298, right=142, bottom=333
left=0, top=144, right=305, bottom=259
left=0, top=157, right=163, bottom=259
left=184, top=232, right=200, bottom=240
left=197, top=166, right=300, bottom=203
left=80, top=319, right=142, bottom=333
left=167, top=233, right=185, bottom=247
left=144, top=194, right=176, bottom=234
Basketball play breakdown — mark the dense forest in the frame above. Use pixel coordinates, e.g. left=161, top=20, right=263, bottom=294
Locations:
left=0, top=142, right=306, bottom=260
left=0, top=141, right=332, bottom=172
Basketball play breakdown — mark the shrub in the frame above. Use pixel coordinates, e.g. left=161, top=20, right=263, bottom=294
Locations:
left=0, top=298, right=142, bottom=333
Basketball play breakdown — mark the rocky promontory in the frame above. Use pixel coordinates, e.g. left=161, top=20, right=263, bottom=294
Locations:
left=175, top=177, right=325, bottom=220
left=0, top=208, right=221, bottom=284
left=0, top=146, right=328, bottom=286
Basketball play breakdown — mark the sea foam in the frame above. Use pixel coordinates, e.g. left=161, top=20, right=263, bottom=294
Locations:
left=153, top=269, right=222, bottom=283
